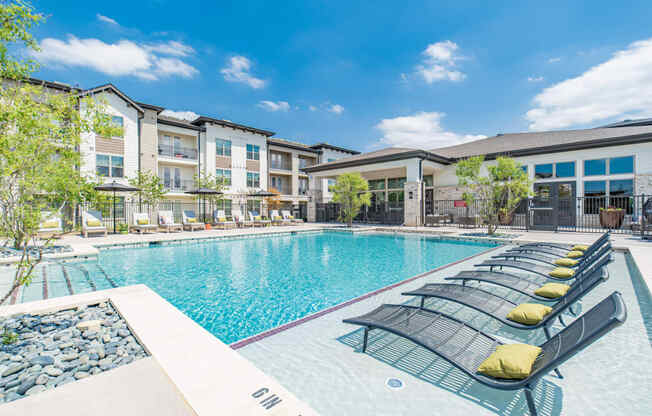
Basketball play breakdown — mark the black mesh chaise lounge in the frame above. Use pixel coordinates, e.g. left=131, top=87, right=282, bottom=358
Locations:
left=475, top=241, right=611, bottom=278
left=506, top=232, right=610, bottom=258
left=342, top=292, right=626, bottom=416
left=510, top=232, right=609, bottom=254
left=444, top=252, right=613, bottom=302
left=492, top=235, right=610, bottom=266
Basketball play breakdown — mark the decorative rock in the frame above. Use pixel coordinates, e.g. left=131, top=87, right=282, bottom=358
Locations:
left=35, top=374, right=48, bottom=385
left=9, top=355, right=23, bottom=362
left=4, top=391, right=21, bottom=402
left=44, top=366, right=63, bottom=377
left=77, top=320, right=103, bottom=331
left=90, top=367, right=102, bottom=375
left=59, top=353, right=78, bottom=362
left=117, top=329, right=130, bottom=338
left=58, top=341, right=74, bottom=349
left=73, top=371, right=89, bottom=380
left=25, top=385, right=46, bottom=395
left=16, top=377, right=36, bottom=395
left=2, top=363, right=28, bottom=377
left=82, top=330, right=98, bottom=340
left=30, top=355, right=54, bottom=366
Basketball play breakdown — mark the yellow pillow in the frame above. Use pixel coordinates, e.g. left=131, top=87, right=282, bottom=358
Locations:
left=554, top=258, right=578, bottom=267
left=549, top=267, right=575, bottom=279
left=187, top=218, right=196, bottom=223
left=506, top=303, right=553, bottom=325
left=534, top=283, right=571, bottom=299
left=255, top=216, right=262, bottom=221
left=572, top=244, right=589, bottom=251
left=289, top=215, right=294, bottom=219
left=137, top=218, right=149, bottom=225
left=567, top=250, right=584, bottom=259
left=41, top=220, right=59, bottom=229
left=274, top=216, right=282, bottom=220
left=477, top=344, right=542, bottom=379
left=87, top=219, right=101, bottom=227
left=218, top=218, right=226, bottom=223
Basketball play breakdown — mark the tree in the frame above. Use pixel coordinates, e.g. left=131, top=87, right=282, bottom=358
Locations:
left=265, top=187, right=282, bottom=212
left=0, top=1, right=120, bottom=305
left=192, top=172, right=225, bottom=204
left=331, top=173, right=371, bottom=227
left=129, top=170, right=166, bottom=208
left=456, top=156, right=531, bottom=235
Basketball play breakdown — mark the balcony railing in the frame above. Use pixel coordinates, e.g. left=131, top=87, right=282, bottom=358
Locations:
left=158, top=145, right=198, bottom=160
left=299, top=159, right=315, bottom=169
left=270, top=161, right=292, bottom=171
left=298, top=188, right=309, bottom=195
left=161, top=179, right=194, bottom=192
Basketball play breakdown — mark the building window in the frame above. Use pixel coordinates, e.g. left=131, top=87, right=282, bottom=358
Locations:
left=246, top=144, right=260, bottom=160
left=111, top=116, right=124, bottom=137
left=270, top=152, right=288, bottom=170
left=216, top=139, right=231, bottom=156
left=246, top=172, right=260, bottom=187
left=388, top=177, right=406, bottom=189
left=609, top=179, right=634, bottom=213
left=96, top=154, right=123, bottom=177
left=388, top=191, right=404, bottom=208
left=555, top=161, right=575, bottom=178
left=609, top=156, right=634, bottom=175
left=270, top=176, right=285, bottom=193
left=215, top=199, right=232, bottom=216
left=247, top=200, right=261, bottom=215
left=327, top=158, right=336, bottom=163
left=584, top=180, right=606, bottom=214
left=327, top=178, right=336, bottom=191
left=534, top=164, right=553, bottom=179
left=423, top=175, right=434, bottom=187
left=298, top=178, right=309, bottom=195
left=368, top=179, right=385, bottom=190
left=216, top=169, right=231, bottom=186
left=584, top=159, right=606, bottom=176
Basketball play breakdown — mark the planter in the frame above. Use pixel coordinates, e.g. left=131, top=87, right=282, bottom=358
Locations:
left=205, top=224, right=212, bottom=230
left=599, top=209, right=625, bottom=229
left=498, top=212, right=513, bottom=225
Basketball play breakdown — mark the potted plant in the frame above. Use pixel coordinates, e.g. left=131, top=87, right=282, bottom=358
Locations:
left=117, top=223, right=128, bottom=234
left=599, top=206, right=625, bottom=229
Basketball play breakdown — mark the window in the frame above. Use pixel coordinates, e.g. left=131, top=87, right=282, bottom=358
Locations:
left=327, top=158, right=336, bottom=163
left=216, top=169, right=231, bottom=186
left=298, top=178, right=309, bottom=195
left=584, top=159, right=606, bottom=176
left=423, top=175, right=434, bottom=187
left=327, top=179, right=336, bottom=191
left=388, top=177, right=406, bottom=189
left=534, top=164, right=553, bottom=179
left=368, top=179, right=385, bottom=190
left=246, top=172, right=260, bottom=187
left=96, top=154, right=123, bottom=177
left=246, top=144, right=260, bottom=160
left=609, top=156, right=634, bottom=175
left=270, top=176, right=284, bottom=192
left=584, top=180, right=606, bottom=214
left=111, top=116, right=124, bottom=137
left=216, top=139, right=231, bottom=157
left=555, top=161, right=575, bottom=178
left=215, top=199, right=232, bottom=216
left=270, top=152, right=287, bottom=170
left=247, top=200, right=261, bottom=215
left=388, top=191, right=404, bottom=208
left=609, top=179, right=634, bottom=214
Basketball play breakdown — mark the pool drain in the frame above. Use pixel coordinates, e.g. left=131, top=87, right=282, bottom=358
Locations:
left=385, top=377, right=404, bottom=390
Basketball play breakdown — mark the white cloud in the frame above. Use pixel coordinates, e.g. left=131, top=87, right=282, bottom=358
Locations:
left=328, top=104, right=344, bottom=115
left=309, top=105, right=317, bottom=112
left=96, top=14, right=118, bottom=25
left=144, top=40, right=195, bottom=57
left=33, top=36, right=198, bottom=80
left=416, top=41, right=465, bottom=83
left=528, top=76, right=544, bottom=82
left=526, top=38, right=652, bottom=130
left=160, top=109, right=199, bottom=121
left=220, top=55, right=265, bottom=89
left=374, top=111, right=485, bottom=149
left=548, top=57, right=561, bottom=63
left=257, top=100, right=290, bottom=112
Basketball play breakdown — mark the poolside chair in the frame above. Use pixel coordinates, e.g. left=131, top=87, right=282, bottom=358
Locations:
left=249, top=211, right=271, bottom=227
left=270, top=210, right=288, bottom=226
left=213, top=210, right=236, bottom=229
left=37, top=210, right=63, bottom=237
left=158, top=211, right=182, bottom=233
left=343, top=292, right=627, bottom=416
left=182, top=210, right=204, bottom=232
left=82, top=210, right=108, bottom=238
left=232, top=210, right=252, bottom=227
left=130, top=212, right=158, bottom=234
left=512, top=232, right=609, bottom=253
left=494, top=234, right=610, bottom=266
left=282, top=210, right=303, bottom=224
left=475, top=241, right=611, bottom=279
left=507, top=232, right=610, bottom=257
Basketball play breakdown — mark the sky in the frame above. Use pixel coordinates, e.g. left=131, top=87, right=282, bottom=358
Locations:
left=28, top=1, right=652, bottom=152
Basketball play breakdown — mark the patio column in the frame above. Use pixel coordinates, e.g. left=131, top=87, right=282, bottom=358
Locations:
left=403, top=158, right=422, bottom=226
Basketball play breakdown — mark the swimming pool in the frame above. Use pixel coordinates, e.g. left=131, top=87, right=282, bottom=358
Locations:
left=8, top=232, right=497, bottom=344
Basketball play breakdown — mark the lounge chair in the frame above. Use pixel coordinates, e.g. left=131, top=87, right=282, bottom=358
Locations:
left=158, top=211, right=182, bottom=233
left=475, top=241, right=611, bottom=279
left=513, top=232, right=609, bottom=253
left=232, top=210, right=252, bottom=227
left=249, top=211, right=271, bottom=227
left=182, top=210, right=204, bottom=232
left=343, top=292, right=627, bottom=416
left=82, top=210, right=108, bottom=238
left=37, top=211, right=63, bottom=237
left=493, top=234, right=609, bottom=266
left=270, top=210, right=289, bottom=226
left=507, top=232, right=610, bottom=257
left=213, top=210, right=236, bottom=229
left=130, top=212, right=158, bottom=234
left=282, top=210, right=303, bottom=224
left=402, top=254, right=611, bottom=342
left=444, top=251, right=613, bottom=302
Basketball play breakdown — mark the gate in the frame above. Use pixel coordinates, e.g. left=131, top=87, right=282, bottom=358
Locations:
left=530, top=182, right=576, bottom=231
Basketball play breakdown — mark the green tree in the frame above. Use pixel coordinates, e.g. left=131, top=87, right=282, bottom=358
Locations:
left=331, top=173, right=371, bottom=227
left=0, top=1, right=121, bottom=304
left=129, top=170, right=167, bottom=208
left=456, top=156, right=531, bottom=235
left=192, top=172, right=225, bottom=204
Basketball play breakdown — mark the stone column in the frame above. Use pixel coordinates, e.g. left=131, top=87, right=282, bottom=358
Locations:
left=403, top=181, right=422, bottom=226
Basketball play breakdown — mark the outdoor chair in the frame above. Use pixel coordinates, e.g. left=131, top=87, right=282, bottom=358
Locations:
left=130, top=212, right=158, bottom=234
left=270, top=210, right=289, bottom=225
left=82, top=210, right=108, bottom=238
left=282, top=210, right=303, bottom=224
left=37, top=210, right=63, bottom=237
left=182, top=210, right=204, bottom=232
left=494, top=233, right=609, bottom=265
left=213, top=210, right=236, bottom=229
left=232, top=210, right=252, bottom=227
left=511, top=232, right=609, bottom=254
left=343, top=292, right=627, bottom=416
left=158, top=211, right=182, bottom=233
left=249, top=211, right=271, bottom=227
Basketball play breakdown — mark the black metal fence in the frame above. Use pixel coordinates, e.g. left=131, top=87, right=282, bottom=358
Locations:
left=316, top=203, right=405, bottom=225
left=427, top=195, right=650, bottom=234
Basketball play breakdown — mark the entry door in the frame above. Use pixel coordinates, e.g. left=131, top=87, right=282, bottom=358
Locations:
left=425, top=189, right=434, bottom=215
left=556, top=182, right=576, bottom=228
left=532, top=182, right=576, bottom=230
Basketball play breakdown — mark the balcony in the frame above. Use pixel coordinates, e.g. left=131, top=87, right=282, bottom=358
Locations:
left=158, top=145, right=198, bottom=160
left=161, top=179, right=194, bottom=193
left=298, top=187, right=309, bottom=196
left=270, top=161, right=292, bottom=171
left=298, top=159, right=316, bottom=170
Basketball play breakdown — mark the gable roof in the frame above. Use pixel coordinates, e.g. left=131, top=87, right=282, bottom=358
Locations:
left=157, top=115, right=201, bottom=131
left=268, top=138, right=321, bottom=154
left=303, top=147, right=452, bottom=172
left=191, top=116, right=275, bottom=137
left=80, top=83, right=144, bottom=115
left=137, top=101, right=165, bottom=113
left=310, top=142, right=360, bottom=155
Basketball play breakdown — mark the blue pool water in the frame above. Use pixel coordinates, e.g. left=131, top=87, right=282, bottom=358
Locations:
left=10, top=232, right=496, bottom=344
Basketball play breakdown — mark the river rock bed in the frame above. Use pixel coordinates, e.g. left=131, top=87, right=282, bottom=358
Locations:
left=0, top=302, right=148, bottom=403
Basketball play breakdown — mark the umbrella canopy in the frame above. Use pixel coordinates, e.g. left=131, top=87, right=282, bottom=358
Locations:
left=93, top=181, right=141, bottom=233
left=248, top=189, right=277, bottom=197
left=185, top=188, right=223, bottom=223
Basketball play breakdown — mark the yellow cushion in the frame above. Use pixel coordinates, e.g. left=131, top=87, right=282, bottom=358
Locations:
left=274, top=216, right=282, bottom=220
left=554, top=258, right=578, bottom=267
left=255, top=216, right=262, bottom=221
left=534, top=283, right=571, bottom=299
left=572, top=244, right=590, bottom=251
left=87, top=219, right=101, bottom=227
left=506, top=303, right=553, bottom=325
left=477, top=344, right=542, bottom=379
left=549, top=267, right=575, bottom=279
left=289, top=215, right=294, bottom=219
left=41, top=220, right=59, bottom=229
left=187, top=218, right=196, bottom=223
left=567, top=250, right=584, bottom=259
left=218, top=218, right=226, bottom=223
left=137, top=218, right=149, bottom=225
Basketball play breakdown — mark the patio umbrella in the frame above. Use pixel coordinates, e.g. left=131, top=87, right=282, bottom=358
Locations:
left=185, top=188, right=223, bottom=222
left=248, top=189, right=278, bottom=217
left=94, top=181, right=141, bottom=233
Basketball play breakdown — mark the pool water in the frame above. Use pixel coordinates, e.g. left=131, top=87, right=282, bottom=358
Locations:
left=9, top=232, right=496, bottom=344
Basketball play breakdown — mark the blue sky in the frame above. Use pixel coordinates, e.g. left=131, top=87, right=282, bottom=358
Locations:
left=30, top=1, right=652, bottom=152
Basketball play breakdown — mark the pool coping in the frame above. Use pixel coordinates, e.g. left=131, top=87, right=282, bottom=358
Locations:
left=230, top=243, right=503, bottom=349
